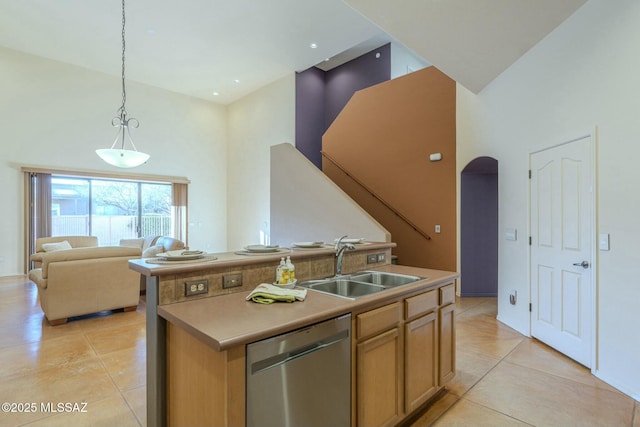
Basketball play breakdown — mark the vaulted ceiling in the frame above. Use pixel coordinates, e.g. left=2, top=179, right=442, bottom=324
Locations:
left=0, top=0, right=587, bottom=104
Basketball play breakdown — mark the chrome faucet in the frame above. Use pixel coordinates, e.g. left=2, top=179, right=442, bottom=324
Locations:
left=335, top=235, right=356, bottom=276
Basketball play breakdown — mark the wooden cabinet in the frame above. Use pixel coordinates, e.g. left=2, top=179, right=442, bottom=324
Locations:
left=438, top=284, right=456, bottom=384
left=404, top=311, right=438, bottom=413
left=355, top=282, right=456, bottom=426
left=355, top=302, right=402, bottom=427
left=357, top=327, right=402, bottom=427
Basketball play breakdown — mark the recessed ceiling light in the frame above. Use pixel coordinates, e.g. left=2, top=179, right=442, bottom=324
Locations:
left=309, top=43, right=318, bottom=49
left=234, top=79, right=240, bottom=83
left=212, top=91, right=219, bottom=96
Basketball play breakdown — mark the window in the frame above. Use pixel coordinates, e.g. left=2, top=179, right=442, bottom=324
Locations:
left=24, top=168, right=189, bottom=272
left=50, top=177, right=172, bottom=245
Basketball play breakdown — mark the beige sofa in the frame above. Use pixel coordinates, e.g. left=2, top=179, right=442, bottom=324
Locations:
left=29, top=236, right=142, bottom=325
left=119, top=235, right=185, bottom=293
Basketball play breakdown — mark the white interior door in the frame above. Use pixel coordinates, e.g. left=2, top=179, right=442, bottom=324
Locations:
left=530, top=135, right=594, bottom=367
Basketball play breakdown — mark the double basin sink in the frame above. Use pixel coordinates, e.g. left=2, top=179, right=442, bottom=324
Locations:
left=299, top=270, right=424, bottom=300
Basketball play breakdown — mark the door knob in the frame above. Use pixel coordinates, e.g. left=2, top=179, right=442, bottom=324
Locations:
left=572, top=261, right=590, bottom=269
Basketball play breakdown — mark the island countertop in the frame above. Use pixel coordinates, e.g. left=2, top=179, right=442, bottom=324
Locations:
left=129, top=241, right=397, bottom=277
left=157, top=265, right=458, bottom=351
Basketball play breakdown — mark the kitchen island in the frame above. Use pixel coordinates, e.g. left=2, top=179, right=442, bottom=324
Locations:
left=129, top=242, right=458, bottom=427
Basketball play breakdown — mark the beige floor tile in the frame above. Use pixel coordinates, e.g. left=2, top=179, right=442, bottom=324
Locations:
left=465, top=360, right=635, bottom=426
left=433, top=398, right=532, bottom=426
left=455, top=321, right=524, bottom=359
left=455, top=299, right=498, bottom=320
left=446, top=348, right=502, bottom=397
left=0, top=358, right=118, bottom=426
left=0, top=313, right=85, bottom=349
left=123, top=386, right=147, bottom=427
left=505, top=339, right=622, bottom=394
left=100, top=343, right=146, bottom=390
left=0, top=334, right=96, bottom=379
left=408, top=391, right=459, bottom=427
left=22, top=393, right=140, bottom=427
left=84, top=322, right=146, bottom=356
left=455, top=297, right=490, bottom=313
left=76, top=304, right=145, bottom=333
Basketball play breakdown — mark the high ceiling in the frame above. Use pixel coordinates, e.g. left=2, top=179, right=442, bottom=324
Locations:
left=0, top=0, right=587, bottom=105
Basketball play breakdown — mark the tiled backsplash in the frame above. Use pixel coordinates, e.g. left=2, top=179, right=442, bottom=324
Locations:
left=157, top=248, right=392, bottom=305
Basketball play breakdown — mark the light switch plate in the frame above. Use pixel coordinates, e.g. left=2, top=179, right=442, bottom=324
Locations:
left=223, top=273, right=243, bottom=289
left=505, top=228, right=517, bottom=241
left=599, top=233, right=610, bottom=251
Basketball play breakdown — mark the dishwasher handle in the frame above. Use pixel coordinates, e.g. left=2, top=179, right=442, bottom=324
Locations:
left=250, top=329, right=349, bottom=375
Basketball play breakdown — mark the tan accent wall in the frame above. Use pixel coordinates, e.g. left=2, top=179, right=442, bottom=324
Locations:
left=322, top=67, right=456, bottom=270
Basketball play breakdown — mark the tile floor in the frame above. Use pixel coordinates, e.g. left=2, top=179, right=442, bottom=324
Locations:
left=410, top=297, right=639, bottom=427
left=0, top=276, right=637, bottom=426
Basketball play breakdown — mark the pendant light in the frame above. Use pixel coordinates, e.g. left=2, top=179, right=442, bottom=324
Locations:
left=96, top=0, right=150, bottom=168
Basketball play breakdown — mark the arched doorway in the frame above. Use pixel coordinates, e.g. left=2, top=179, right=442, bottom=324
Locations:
left=461, top=157, right=498, bottom=296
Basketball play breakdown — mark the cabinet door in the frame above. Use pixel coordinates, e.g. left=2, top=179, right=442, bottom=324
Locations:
left=405, top=311, right=438, bottom=413
left=357, top=327, right=401, bottom=427
left=438, top=303, right=456, bottom=385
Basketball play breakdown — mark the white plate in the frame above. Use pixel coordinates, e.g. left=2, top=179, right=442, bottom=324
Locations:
left=244, top=244, right=280, bottom=253
left=292, top=241, right=324, bottom=248
left=157, top=251, right=204, bottom=261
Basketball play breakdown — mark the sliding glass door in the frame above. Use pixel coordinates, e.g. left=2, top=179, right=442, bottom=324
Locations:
left=50, top=176, right=172, bottom=245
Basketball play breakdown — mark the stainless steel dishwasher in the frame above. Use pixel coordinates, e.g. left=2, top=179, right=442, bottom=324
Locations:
left=246, top=313, right=351, bottom=427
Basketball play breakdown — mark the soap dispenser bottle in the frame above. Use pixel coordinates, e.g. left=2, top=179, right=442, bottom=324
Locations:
left=276, top=257, right=287, bottom=284
left=285, top=256, right=295, bottom=283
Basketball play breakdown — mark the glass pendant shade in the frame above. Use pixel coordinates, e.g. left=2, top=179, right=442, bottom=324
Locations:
left=96, top=148, right=150, bottom=168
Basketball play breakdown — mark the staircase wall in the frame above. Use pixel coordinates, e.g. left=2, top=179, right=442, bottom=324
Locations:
left=322, top=67, right=456, bottom=270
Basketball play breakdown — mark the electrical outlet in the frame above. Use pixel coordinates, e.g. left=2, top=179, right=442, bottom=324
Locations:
left=367, top=254, right=378, bottom=264
left=185, top=279, right=209, bottom=296
left=223, top=273, right=243, bottom=289
left=377, top=253, right=386, bottom=263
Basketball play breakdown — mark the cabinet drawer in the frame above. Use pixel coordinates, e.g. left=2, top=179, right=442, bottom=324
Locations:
left=356, top=302, right=401, bottom=340
left=405, top=289, right=438, bottom=320
left=439, top=284, right=455, bottom=306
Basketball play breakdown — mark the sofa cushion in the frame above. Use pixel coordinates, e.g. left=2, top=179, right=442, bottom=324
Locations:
left=155, top=236, right=185, bottom=251
left=142, top=244, right=166, bottom=258
left=35, top=236, right=98, bottom=252
left=40, top=246, right=141, bottom=278
left=42, top=240, right=72, bottom=252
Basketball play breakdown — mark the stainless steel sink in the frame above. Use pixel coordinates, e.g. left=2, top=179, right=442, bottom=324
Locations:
left=304, top=279, right=386, bottom=299
left=299, top=271, right=423, bottom=299
left=349, top=271, right=422, bottom=287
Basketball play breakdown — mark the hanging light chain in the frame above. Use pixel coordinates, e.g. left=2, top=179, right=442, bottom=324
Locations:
left=119, top=0, right=127, bottom=118
left=97, top=0, right=149, bottom=167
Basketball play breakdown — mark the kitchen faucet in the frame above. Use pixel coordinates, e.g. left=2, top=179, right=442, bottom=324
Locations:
left=334, top=235, right=356, bottom=276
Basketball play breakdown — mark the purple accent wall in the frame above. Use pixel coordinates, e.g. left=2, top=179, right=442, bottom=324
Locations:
left=461, top=157, right=498, bottom=297
left=325, top=43, right=391, bottom=128
left=295, top=44, right=391, bottom=168
left=295, top=67, right=326, bottom=168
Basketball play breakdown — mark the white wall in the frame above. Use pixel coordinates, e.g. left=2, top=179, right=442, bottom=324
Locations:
left=0, top=47, right=228, bottom=275
left=270, top=143, right=390, bottom=246
left=390, top=42, right=430, bottom=79
left=457, top=0, right=640, bottom=399
left=226, top=74, right=295, bottom=250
